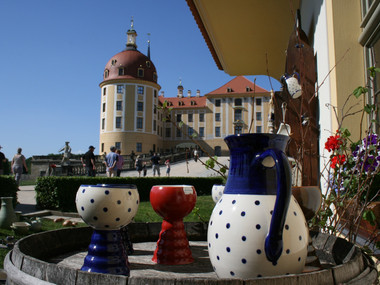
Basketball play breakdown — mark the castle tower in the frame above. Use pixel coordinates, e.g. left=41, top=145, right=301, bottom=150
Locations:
left=99, top=20, right=161, bottom=155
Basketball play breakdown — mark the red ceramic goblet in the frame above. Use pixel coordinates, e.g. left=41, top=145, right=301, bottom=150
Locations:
left=150, top=185, right=197, bottom=265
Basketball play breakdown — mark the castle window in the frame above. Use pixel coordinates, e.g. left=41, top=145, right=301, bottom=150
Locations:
left=136, top=142, right=142, bottom=152
left=137, top=102, right=144, bottom=112
left=176, top=114, right=182, bottom=122
left=104, top=69, right=109, bottom=78
left=136, top=117, right=143, bottom=129
left=234, top=125, right=243, bottom=135
left=153, top=73, right=157, bottom=82
left=256, top=126, right=262, bottom=133
left=215, top=99, right=221, bottom=107
left=138, top=68, right=144, bottom=77
left=118, top=68, right=124, bottom=76
left=188, top=127, right=194, bottom=136
left=199, top=113, right=204, bottom=122
left=153, top=120, right=156, bottom=131
left=235, top=98, right=242, bottom=106
left=166, top=128, right=171, bottom=137
left=137, top=86, right=144, bottom=94
left=256, top=98, right=262, bottom=106
left=115, top=117, right=122, bottom=128
left=116, top=101, right=122, bottom=111
left=103, top=88, right=106, bottom=95
left=176, top=128, right=182, bottom=137
left=111, top=59, right=117, bottom=66
left=154, top=90, right=157, bottom=97
left=101, top=143, right=104, bottom=153
left=115, top=142, right=121, bottom=150
left=234, top=109, right=242, bottom=121
left=199, top=127, right=204, bottom=137
left=146, top=61, right=151, bottom=68
left=215, top=113, right=221, bottom=122
left=102, top=118, right=105, bottom=130
left=102, top=103, right=106, bottom=112
left=215, top=127, right=221, bottom=137
left=256, top=112, right=262, bottom=121
left=117, top=85, right=123, bottom=93
left=188, top=113, right=193, bottom=122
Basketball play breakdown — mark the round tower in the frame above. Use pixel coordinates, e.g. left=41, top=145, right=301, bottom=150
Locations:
left=99, top=20, right=161, bottom=156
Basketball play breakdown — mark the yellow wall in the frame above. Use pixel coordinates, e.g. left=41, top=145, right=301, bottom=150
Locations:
left=328, top=0, right=366, bottom=140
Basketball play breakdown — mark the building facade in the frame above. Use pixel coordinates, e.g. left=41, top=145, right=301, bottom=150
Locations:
left=99, top=22, right=271, bottom=156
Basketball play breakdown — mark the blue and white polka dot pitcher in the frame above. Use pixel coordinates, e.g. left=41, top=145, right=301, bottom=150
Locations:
left=207, top=133, right=308, bottom=278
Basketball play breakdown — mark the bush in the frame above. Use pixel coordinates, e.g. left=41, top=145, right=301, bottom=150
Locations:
left=0, top=176, right=19, bottom=207
left=35, top=176, right=224, bottom=212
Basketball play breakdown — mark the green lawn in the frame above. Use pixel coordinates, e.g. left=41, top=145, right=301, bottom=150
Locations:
left=134, top=195, right=215, bottom=223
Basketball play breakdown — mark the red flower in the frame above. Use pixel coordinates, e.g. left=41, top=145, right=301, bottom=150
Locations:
left=325, top=135, right=342, bottom=152
left=330, top=154, right=346, bottom=169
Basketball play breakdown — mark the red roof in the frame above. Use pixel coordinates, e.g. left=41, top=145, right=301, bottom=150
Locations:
left=207, top=76, right=268, bottom=95
left=158, top=95, right=206, bottom=109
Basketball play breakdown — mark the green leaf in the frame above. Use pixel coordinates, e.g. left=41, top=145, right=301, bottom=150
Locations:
left=363, top=210, right=376, bottom=226
left=168, top=107, right=173, bottom=112
left=353, top=86, right=368, bottom=98
left=220, top=167, right=227, bottom=174
left=163, top=101, right=167, bottom=108
left=368, top=66, right=380, bottom=78
left=191, top=133, right=198, bottom=138
left=178, top=121, right=184, bottom=128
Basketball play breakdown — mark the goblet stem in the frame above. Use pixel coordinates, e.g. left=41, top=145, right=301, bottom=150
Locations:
left=81, top=229, right=129, bottom=275
left=152, top=219, right=194, bottom=265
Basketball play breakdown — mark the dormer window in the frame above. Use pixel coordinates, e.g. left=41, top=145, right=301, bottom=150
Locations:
left=153, top=72, right=157, bottom=82
left=118, top=68, right=124, bottom=76
left=191, top=100, right=196, bottom=106
left=178, top=101, right=184, bottom=106
left=246, top=87, right=251, bottom=92
left=111, top=59, right=117, bottom=66
left=227, top=87, right=233, bottom=92
left=104, top=69, right=109, bottom=78
left=138, top=68, right=144, bottom=77
left=146, top=61, right=151, bottom=68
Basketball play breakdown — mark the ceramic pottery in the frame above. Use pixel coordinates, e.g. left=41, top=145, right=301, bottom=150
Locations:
left=76, top=184, right=139, bottom=275
left=292, top=186, right=322, bottom=221
left=282, top=73, right=302, bottom=98
left=150, top=185, right=197, bottom=265
left=211, top=184, right=225, bottom=203
left=207, top=134, right=308, bottom=278
left=0, top=197, right=18, bottom=229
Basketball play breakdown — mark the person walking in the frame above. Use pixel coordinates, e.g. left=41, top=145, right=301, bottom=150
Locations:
left=135, top=155, right=143, bottom=177
left=165, top=159, right=171, bottom=177
left=81, top=146, right=96, bottom=177
left=0, top=146, right=6, bottom=175
left=142, top=162, right=147, bottom=177
left=150, top=153, right=161, bottom=177
left=104, top=146, right=118, bottom=177
left=116, top=149, right=124, bottom=177
left=11, top=148, right=28, bottom=185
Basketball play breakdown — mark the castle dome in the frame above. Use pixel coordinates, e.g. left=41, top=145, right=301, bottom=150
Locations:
left=102, top=49, right=157, bottom=84
left=101, top=20, right=158, bottom=85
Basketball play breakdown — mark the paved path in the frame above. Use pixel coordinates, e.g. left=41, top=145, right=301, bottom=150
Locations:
left=16, top=156, right=229, bottom=214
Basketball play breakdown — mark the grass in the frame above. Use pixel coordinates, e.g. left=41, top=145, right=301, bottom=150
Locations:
left=0, top=195, right=215, bottom=269
left=134, top=195, right=215, bottom=223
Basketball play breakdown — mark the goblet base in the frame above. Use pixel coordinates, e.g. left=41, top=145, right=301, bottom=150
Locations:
left=152, top=219, right=194, bottom=265
left=81, top=229, right=129, bottom=276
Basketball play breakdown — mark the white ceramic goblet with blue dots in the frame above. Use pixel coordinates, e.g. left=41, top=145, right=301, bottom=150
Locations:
left=75, top=184, right=139, bottom=275
left=211, top=184, right=225, bottom=204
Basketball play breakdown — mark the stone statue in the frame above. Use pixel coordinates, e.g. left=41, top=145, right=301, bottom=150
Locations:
left=59, top=142, right=72, bottom=165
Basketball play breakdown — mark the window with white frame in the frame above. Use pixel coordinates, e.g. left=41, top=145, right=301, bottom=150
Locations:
left=215, top=126, right=221, bottom=137
left=136, top=117, right=143, bottom=129
left=115, top=117, right=122, bottom=128
left=116, top=101, right=122, bottom=111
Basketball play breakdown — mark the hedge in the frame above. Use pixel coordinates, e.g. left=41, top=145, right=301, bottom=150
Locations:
left=0, top=175, right=19, bottom=207
left=35, top=176, right=225, bottom=212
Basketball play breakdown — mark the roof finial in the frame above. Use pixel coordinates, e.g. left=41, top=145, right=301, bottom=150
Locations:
left=147, top=33, right=151, bottom=59
left=126, top=16, right=137, bottom=50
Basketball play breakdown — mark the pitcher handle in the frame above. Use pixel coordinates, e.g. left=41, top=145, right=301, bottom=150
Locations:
left=254, top=149, right=292, bottom=264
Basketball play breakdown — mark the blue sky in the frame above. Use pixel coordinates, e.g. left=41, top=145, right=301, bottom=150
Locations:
left=0, top=1, right=280, bottom=159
